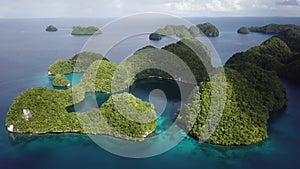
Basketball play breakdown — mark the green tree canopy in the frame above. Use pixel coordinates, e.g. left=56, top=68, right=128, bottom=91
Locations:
left=237, top=27, right=250, bottom=34
left=45, top=25, right=58, bottom=32
left=179, top=68, right=270, bottom=145
left=71, top=26, right=102, bottom=35
left=52, top=74, right=70, bottom=87
left=48, top=51, right=106, bottom=75
left=197, top=22, right=219, bottom=37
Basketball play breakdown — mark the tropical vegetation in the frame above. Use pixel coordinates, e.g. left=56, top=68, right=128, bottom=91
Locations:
left=6, top=87, right=80, bottom=134
left=45, top=25, right=58, bottom=32
left=149, top=23, right=219, bottom=40
left=5, top=87, right=156, bottom=141
left=78, top=60, right=118, bottom=93
left=114, top=37, right=211, bottom=88
left=6, top=31, right=295, bottom=145
left=179, top=63, right=287, bottom=145
left=240, top=24, right=300, bottom=54
left=196, top=22, right=219, bottom=37
left=248, top=24, right=300, bottom=34
left=52, top=74, right=70, bottom=87
left=48, top=51, right=105, bottom=75
left=237, top=27, right=250, bottom=34
left=99, top=93, right=156, bottom=139
left=71, top=26, right=102, bottom=35
left=227, top=31, right=300, bottom=83
left=162, top=37, right=212, bottom=83
left=149, top=33, right=163, bottom=41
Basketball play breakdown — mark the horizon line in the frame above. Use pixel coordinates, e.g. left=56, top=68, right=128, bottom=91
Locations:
left=1, top=16, right=300, bottom=19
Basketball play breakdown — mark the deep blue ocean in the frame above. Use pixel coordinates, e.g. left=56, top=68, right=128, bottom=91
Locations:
left=0, top=17, right=300, bottom=169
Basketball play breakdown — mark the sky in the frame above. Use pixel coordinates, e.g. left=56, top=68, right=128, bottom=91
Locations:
left=0, top=0, right=299, bottom=18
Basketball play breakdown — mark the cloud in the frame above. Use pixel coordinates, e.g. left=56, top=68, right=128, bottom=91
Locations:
left=114, top=0, right=123, bottom=9
left=276, top=0, right=300, bottom=6
left=162, top=0, right=243, bottom=12
left=162, top=0, right=203, bottom=11
left=206, top=0, right=243, bottom=11
left=0, top=0, right=299, bottom=18
left=205, top=0, right=229, bottom=11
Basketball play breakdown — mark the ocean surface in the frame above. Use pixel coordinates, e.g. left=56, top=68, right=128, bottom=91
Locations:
left=0, top=17, right=300, bottom=169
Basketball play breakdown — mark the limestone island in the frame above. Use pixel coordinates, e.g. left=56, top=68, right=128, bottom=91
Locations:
left=52, top=74, right=71, bottom=87
left=237, top=27, right=250, bottom=34
left=235, top=24, right=300, bottom=83
left=149, top=33, right=163, bottom=41
left=196, top=22, right=219, bottom=37
left=248, top=24, right=300, bottom=34
left=45, top=25, right=58, bottom=32
left=6, top=86, right=156, bottom=141
left=149, top=23, right=219, bottom=41
left=48, top=51, right=105, bottom=75
left=6, top=34, right=295, bottom=145
left=71, top=26, right=102, bottom=35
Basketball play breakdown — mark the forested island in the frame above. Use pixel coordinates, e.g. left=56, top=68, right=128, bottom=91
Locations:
left=248, top=24, right=300, bottom=35
left=52, top=74, right=70, bottom=87
left=5, top=87, right=156, bottom=141
left=177, top=37, right=288, bottom=145
left=45, top=25, right=58, bottom=32
left=71, top=26, right=102, bottom=35
left=7, top=50, right=156, bottom=140
left=237, top=27, right=250, bottom=34
left=149, top=33, right=164, bottom=41
left=235, top=24, right=300, bottom=83
left=196, top=22, right=219, bottom=37
left=149, top=23, right=219, bottom=40
left=6, top=23, right=299, bottom=145
left=48, top=51, right=105, bottom=75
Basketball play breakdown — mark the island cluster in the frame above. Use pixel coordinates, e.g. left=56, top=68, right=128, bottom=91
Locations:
left=149, top=23, right=219, bottom=41
left=45, top=25, right=101, bottom=35
left=6, top=23, right=300, bottom=145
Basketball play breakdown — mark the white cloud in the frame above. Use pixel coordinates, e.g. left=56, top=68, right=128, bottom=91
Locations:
left=0, top=0, right=299, bottom=18
left=205, top=0, right=228, bottom=11
left=162, top=0, right=244, bottom=12
left=276, top=0, right=300, bottom=6
left=163, top=0, right=203, bottom=11
left=114, top=0, right=123, bottom=9
left=244, top=0, right=270, bottom=9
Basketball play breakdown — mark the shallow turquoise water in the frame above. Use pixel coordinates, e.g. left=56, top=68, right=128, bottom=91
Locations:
left=65, top=73, right=83, bottom=87
left=1, top=18, right=300, bottom=169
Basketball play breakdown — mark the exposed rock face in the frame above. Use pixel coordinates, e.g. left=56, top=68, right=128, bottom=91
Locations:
left=23, top=109, right=32, bottom=121
left=7, top=125, right=14, bottom=132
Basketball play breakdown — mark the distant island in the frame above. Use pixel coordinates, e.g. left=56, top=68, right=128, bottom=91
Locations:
left=196, top=22, right=219, bottom=37
left=45, top=25, right=58, bottom=32
left=149, top=23, right=219, bottom=41
left=71, top=26, right=102, bottom=35
left=237, top=27, right=250, bottom=34
left=149, top=33, right=163, bottom=41
left=153, top=25, right=194, bottom=39
left=6, top=24, right=299, bottom=145
left=238, top=24, right=300, bottom=35
left=248, top=24, right=299, bottom=34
